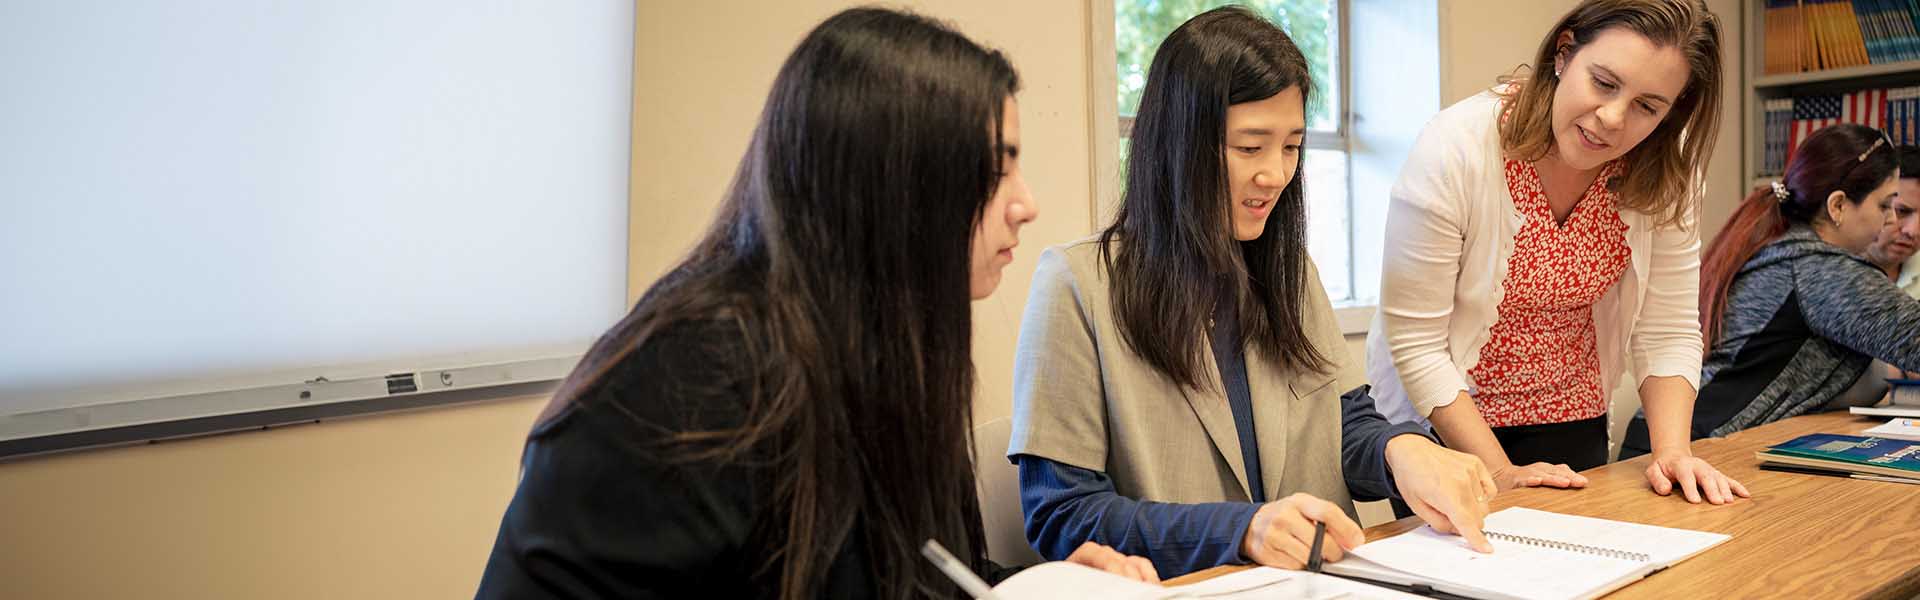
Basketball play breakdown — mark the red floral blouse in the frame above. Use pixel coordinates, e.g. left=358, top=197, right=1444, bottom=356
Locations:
left=1468, top=159, right=1632, bottom=428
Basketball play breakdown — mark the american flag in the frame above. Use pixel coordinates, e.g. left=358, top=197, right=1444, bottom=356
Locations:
left=1787, top=90, right=1888, bottom=166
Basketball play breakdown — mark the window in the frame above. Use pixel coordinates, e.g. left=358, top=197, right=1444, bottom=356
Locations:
left=1115, top=0, right=1358, bottom=304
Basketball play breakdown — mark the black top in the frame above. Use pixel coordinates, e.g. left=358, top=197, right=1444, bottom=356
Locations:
left=474, top=319, right=1011, bottom=599
left=1209, top=298, right=1265, bottom=503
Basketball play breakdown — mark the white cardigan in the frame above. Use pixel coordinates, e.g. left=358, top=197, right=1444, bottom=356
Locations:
left=1365, top=91, right=1705, bottom=426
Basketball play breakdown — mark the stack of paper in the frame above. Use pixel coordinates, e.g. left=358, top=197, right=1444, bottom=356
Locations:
left=1862, top=418, right=1920, bottom=442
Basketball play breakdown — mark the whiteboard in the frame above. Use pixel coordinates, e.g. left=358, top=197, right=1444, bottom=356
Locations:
left=0, top=0, right=632, bottom=452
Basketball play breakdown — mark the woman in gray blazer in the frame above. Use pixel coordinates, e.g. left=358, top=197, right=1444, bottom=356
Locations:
left=1007, top=6, right=1497, bottom=580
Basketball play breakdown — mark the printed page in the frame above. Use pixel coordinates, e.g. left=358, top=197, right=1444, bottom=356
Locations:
left=989, top=561, right=1172, bottom=600
left=1165, top=567, right=1431, bottom=599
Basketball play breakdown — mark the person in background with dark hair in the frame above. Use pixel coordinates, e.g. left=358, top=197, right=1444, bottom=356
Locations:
left=1007, top=6, right=1497, bottom=580
left=1623, top=124, right=1918, bottom=455
left=1862, top=145, right=1920, bottom=295
left=1830, top=144, right=1920, bottom=407
left=474, top=8, right=1157, bottom=599
left=1368, top=0, right=1748, bottom=505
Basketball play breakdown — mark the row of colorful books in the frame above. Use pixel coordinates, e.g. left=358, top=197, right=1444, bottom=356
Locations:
left=1764, top=0, right=1920, bottom=74
left=1759, top=86, right=1920, bottom=175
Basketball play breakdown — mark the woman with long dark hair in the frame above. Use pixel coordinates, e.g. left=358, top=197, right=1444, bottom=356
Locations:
left=475, top=8, right=1153, bottom=599
left=1621, top=124, right=1918, bottom=455
left=1007, top=6, right=1496, bottom=579
left=1367, top=0, right=1747, bottom=505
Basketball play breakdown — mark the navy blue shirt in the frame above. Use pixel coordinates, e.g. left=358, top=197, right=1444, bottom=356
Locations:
left=1014, top=301, right=1434, bottom=578
left=1210, top=299, right=1265, bottom=504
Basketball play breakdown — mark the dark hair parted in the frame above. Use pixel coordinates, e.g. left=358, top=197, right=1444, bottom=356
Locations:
left=1098, top=5, right=1327, bottom=390
left=1699, top=124, right=1895, bottom=347
left=1498, top=0, right=1722, bottom=228
left=536, top=8, right=1019, bottom=600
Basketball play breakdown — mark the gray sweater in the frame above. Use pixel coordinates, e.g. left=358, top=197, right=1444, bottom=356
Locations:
left=1690, top=225, right=1920, bottom=437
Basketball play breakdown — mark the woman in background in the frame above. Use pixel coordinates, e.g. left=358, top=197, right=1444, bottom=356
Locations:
left=1368, top=0, right=1748, bottom=504
left=476, top=8, right=1154, bottom=599
left=1623, top=124, right=1920, bottom=454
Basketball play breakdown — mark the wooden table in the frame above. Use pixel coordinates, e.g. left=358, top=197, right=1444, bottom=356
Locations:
left=1165, top=411, right=1920, bottom=599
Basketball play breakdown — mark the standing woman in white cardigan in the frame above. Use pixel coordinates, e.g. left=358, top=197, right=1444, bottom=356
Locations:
left=1367, top=0, right=1749, bottom=505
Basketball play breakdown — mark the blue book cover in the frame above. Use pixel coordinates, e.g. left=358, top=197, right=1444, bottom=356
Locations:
left=1763, top=433, right=1920, bottom=474
left=1891, top=0, right=1917, bottom=61
left=1856, top=0, right=1884, bottom=63
left=1894, top=0, right=1917, bottom=61
left=1882, top=0, right=1914, bottom=61
left=1911, top=0, right=1920, bottom=51
left=1880, top=0, right=1909, bottom=61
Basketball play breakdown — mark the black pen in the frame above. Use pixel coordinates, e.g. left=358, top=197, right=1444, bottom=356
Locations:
left=1306, top=521, right=1327, bottom=573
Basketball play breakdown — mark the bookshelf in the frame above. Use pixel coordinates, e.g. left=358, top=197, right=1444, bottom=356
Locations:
left=1744, top=1, right=1920, bottom=186
left=1754, top=58, right=1920, bottom=87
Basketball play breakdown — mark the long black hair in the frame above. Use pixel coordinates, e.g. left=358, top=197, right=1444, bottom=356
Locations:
left=536, top=8, right=1019, bottom=599
left=1100, top=5, right=1327, bottom=389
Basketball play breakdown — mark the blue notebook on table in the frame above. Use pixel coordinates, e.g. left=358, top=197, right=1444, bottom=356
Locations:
left=1757, top=433, right=1920, bottom=479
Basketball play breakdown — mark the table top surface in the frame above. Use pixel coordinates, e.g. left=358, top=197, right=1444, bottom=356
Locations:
left=1164, top=411, right=1920, bottom=599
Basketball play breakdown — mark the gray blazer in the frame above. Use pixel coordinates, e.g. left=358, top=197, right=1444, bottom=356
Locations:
left=1006, top=239, right=1359, bottom=516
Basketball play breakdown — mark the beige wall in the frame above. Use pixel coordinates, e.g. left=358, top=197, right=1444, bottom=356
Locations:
left=0, top=2, right=1753, bottom=598
left=0, top=3, right=1099, bottom=600
left=632, top=2, right=1101, bottom=425
left=0, top=393, right=549, bottom=600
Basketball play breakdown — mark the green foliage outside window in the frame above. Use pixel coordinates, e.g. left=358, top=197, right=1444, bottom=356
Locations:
left=1116, top=0, right=1338, bottom=131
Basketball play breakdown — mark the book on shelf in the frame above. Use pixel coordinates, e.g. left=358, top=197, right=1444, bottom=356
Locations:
left=1765, top=0, right=1920, bottom=73
left=1759, top=87, right=1920, bottom=178
left=1892, top=86, right=1916, bottom=144
left=1767, top=0, right=1802, bottom=73
left=1764, top=98, right=1794, bottom=175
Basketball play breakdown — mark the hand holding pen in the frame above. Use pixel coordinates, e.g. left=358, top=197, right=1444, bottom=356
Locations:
left=1240, top=492, right=1366, bottom=569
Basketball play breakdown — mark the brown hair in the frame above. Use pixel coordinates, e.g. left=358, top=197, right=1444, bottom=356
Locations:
left=1496, top=0, right=1722, bottom=227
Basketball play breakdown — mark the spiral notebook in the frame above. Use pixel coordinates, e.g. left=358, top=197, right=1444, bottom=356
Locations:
left=1324, top=507, right=1730, bottom=600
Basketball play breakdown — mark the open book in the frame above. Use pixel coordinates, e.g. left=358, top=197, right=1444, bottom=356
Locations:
left=1323, top=507, right=1729, bottom=600
left=990, top=562, right=1427, bottom=599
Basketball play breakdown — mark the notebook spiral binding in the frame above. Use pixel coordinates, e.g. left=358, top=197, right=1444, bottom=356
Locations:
left=1482, top=530, right=1650, bottom=562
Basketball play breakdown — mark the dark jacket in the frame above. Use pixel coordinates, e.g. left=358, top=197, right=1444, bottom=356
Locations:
left=474, top=320, right=1011, bottom=599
